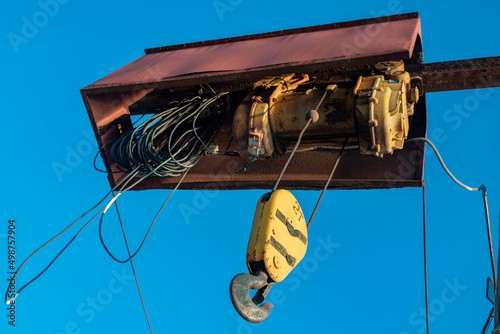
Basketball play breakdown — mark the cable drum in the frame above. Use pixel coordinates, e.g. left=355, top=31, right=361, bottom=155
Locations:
left=110, top=92, right=230, bottom=178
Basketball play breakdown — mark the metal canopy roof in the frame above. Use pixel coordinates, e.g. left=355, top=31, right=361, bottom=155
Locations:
left=83, top=13, right=422, bottom=93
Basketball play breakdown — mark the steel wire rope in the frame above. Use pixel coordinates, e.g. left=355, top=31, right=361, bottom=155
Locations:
left=307, top=137, right=349, bottom=229
left=272, top=88, right=331, bottom=192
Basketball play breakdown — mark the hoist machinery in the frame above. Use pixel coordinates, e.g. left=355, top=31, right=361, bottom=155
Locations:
left=233, top=60, right=420, bottom=161
left=229, top=60, right=422, bottom=323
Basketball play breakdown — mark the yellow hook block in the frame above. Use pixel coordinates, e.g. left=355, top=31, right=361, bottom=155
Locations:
left=246, top=190, right=308, bottom=283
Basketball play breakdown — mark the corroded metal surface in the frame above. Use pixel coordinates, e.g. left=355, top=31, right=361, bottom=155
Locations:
left=407, top=56, right=500, bottom=92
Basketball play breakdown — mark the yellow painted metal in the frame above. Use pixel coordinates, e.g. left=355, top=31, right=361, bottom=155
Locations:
left=354, top=73, right=411, bottom=157
left=270, top=86, right=356, bottom=140
left=233, top=74, right=312, bottom=158
left=233, top=63, right=421, bottom=160
left=246, top=190, right=308, bottom=283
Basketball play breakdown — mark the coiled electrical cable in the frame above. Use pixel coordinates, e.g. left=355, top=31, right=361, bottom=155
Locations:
left=110, top=92, right=230, bottom=177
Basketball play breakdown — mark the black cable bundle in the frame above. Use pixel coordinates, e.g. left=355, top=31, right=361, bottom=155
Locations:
left=110, top=92, right=230, bottom=178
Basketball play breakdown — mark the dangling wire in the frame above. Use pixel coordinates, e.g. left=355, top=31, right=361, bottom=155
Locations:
left=422, top=184, right=430, bottom=334
left=482, top=188, right=496, bottom=291
left=4, top=168, right=141, bottom=304
left=235, top=156, right=267, bottom=174
left=407, top=137, right=496, bottom=287
left=406, top=137, right=483, bottom=191
left=99, top=169, right=189, bottom=263
left=6, top=92, right=229, bottom=304
left=480, top=307, right=494, bottom=334
left=112, top=192, right=154, bottom=334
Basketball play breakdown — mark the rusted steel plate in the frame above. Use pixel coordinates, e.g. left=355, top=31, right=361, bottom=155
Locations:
left=407, top=56, right=500, bottom=92
left=130, top=150, right=426, bottom=191
left=82, top=13, right=422, bottom=94
left=146, top=13, right=420, bottom=54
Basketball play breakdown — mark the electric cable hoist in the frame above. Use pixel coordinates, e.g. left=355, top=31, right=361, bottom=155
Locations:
left=230, top=60, right=422, bottom=323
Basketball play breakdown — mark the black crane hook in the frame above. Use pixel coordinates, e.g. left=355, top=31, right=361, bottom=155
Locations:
left=229, top=269, right=273, bottom=323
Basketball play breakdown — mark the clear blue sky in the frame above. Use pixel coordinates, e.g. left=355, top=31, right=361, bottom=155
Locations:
left=2, top=1, right=500, bottom=333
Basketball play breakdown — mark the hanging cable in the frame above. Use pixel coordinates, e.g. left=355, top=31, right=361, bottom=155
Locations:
left=112, top=192, right=153, bottom=334
left=480, top=307, right=494, bottom=334
left=235, top=156, right=267, bottom=175
left=99, top=93, right=229, bottom=261
left=4, top=168, right=140, bottom=304
left=307, top=137, right=348, bottom=230
left=6, top=91, right=229, bottom=304
left=422, top=184, right=430, bottom=334
left=99, top=169, right=189, bottom=263
left=482, top=188, right=496, bottom=291
left=406, top=137, right=483, bottom=192
left=407, top=137, right=496, bottom=288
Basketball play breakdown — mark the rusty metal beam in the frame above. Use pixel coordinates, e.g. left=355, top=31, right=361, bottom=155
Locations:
left=407, top=56, right=500, bottom=93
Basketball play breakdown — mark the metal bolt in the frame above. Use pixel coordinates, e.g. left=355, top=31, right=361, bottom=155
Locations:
left=273, top=256, right=280, bottom=269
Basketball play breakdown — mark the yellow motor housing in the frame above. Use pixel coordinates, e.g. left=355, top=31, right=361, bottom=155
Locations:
left=246, top=190, right=308, bottom=283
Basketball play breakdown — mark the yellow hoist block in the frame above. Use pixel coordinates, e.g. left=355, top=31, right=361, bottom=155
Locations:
left=246, top=190, right=308, bottom=283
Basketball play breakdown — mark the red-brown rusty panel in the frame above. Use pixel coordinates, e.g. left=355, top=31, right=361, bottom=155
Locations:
left=85, top=14, right=421, bottom=91
left=82, top=89, right=153, bottom=177
left=129, top=149, right=426, bottom=191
